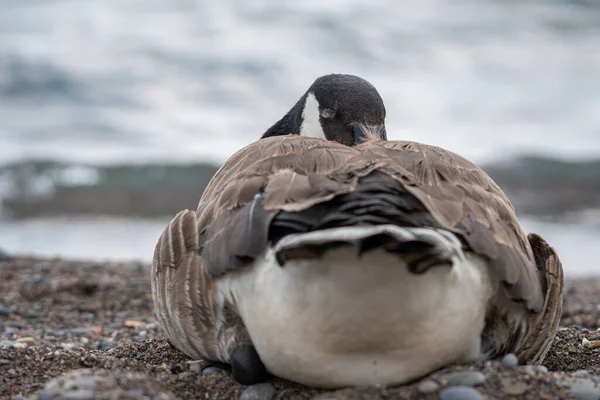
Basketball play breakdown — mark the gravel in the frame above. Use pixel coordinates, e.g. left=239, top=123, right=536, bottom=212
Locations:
left=1, top=256, right=600, bottom=399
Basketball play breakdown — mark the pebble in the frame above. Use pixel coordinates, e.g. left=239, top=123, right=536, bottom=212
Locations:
left=439, top=386, right=483, bottom=400
left=501, top=379, right=530, bottom=396
left=3, top=327, right=18, bottom=336
left=572, top=370, right=591, bottom=377
left=54, top=328, right=97, bottom=336
left=124, top=319, right=146, bottom=328
left=97, top=340, right=114, bottom=350
left=501, top=353, right=519, bottom=369
left=0, top=340, right=24, bottom=349
left=0, top=359, right=10, bottom=364
left=202, top=367, right=224, bottom=375
left=417, top=379, right=440, bottom=394
left=536, top=365, right=549, bottom=374
left=179, top=372, right=196, bottom=378
left=16, top=337, right=36, bottom=347
left=187, top=361, right=204, bottom=374
left=438, top=371, right=486, bottom=386
left=569, top=378, right=600, bottom=400
left=37, top=393, right=53, bottom=400
left=0, top=304, right=10, bottom=316
left=72, top=375, right=107, bottom=390
left=24, top=311, right=43, bottom=319
left=240, top=383, right=276, bottom=400
left=61, top=390, right=95, bottom=400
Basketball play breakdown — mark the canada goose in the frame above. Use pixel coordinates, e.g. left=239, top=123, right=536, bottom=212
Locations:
left=151, top=134, right=563, bottom=388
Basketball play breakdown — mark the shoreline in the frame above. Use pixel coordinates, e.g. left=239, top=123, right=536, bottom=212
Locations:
left=1, top=256, right=599, bottom=399
left=2, top=154, right=600, bottom=221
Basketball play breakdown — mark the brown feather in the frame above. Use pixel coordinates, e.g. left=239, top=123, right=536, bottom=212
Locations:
left=514, top=233, right=564, bottom=364
left=196, top=135, right=545, bottom=311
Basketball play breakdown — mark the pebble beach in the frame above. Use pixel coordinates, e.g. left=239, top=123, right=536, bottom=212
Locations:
left=1, top=255, right=599, bottom=400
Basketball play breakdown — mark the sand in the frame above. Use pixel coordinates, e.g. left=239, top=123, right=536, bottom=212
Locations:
left=1, top=256, right=599, bottom=400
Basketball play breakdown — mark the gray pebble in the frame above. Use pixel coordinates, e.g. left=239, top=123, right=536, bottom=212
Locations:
left=0, top=304, right=9, bottom=316
left=536, top=365, right=549, bottom=374
left=37, top=393, right=53, bottom=400
left=439, top=371, right=486, bottom=386
left=97, top=340, right=114, bottom=350
left=202, top=367, right=224, bottom=375
left=67, top=328, right=98, bottom=336
left=569, top=378, right=600, bottom=400
left=417, top=379, right=440, bottom=393
left=72, top=375, right=107, bottom=390
left=501, top=353, right=519, bottom=369
left=240, top=383, right=276, bottom=400
left=179, top=372, right=196, bottom=378
left=572, top=370, right=591, bottom=377
left=61, top=390, right=95, bottom=400
left=188, top=362, right=203, bottom=374
left=439, top=386, right=483, bottom=400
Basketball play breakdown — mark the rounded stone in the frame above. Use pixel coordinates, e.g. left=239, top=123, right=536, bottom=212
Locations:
left=438, top=371, right=486, bottom=386
left=201, top=367, right=224, bottom=375
left=0, top=304, right=9, bottom=316
left=501, top=353, right=519, bottom=369
left=417, top=379, right=440, bottom=394
left=439, top=386, right=483, bottom=400
left=188, top=362, right=203, bottom=374
left=536, top=365, right=549, bottom=374
left=240, top=383, right=276, bottom=400
left=72, top=375, right=107, bottom=390
left=571, top=370, right=591, bottom=377
left=61, top=390, right=95, bottom=400
left=569, top=378, right=600, bottom=400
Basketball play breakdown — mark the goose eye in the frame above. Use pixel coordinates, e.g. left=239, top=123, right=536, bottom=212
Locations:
left=320, top=107, right=335, bottom=119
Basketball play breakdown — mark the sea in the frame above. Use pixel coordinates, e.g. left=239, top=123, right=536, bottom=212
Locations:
left=1, top=0, right=599, bottom=276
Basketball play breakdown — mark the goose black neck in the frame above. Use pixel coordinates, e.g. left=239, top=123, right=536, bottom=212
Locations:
left=261, top=97, right=305, bottom=139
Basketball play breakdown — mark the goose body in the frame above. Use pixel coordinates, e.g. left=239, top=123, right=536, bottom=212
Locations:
left=221, top=234, right=492, bottom=387
left=151, top=136, right=563, bottom=388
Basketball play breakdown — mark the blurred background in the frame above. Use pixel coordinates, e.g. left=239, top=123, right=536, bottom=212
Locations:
left=0, top=0, right=599, bottom=276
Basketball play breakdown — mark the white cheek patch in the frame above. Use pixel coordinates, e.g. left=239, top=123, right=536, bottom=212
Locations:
left=300, top=92, right=327, bottom=140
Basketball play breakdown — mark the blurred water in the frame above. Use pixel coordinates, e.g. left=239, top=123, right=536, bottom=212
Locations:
left=1, top=0, right=600, bottom=166
left=0, top=216, right=597, bottom=277
left=1, top=0, right=599, bottom=274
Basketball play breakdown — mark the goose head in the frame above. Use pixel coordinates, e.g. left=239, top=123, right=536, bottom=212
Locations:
left=262, top=74, right=387, bottom=146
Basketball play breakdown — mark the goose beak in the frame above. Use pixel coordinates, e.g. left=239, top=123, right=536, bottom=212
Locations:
left=350, top=122, right=386, bottom=145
